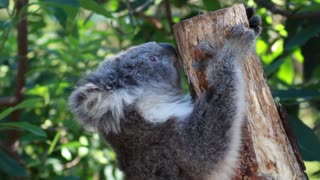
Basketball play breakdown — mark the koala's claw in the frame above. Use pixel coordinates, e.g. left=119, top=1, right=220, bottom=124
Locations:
left=246, top=7, right=261, bottom=35
left=231, top=24, right=255, bottom=40
left=249, top=16, right=261, bottom=34
left=246, top=7, right=255, bottom=20
left=228, top=24, right=255, bottom=51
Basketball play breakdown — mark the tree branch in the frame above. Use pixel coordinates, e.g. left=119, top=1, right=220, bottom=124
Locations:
left=2, top=0, right=28, bottom=154
left=0, top=96, right=18, bottom=107
left=136, top=12, right=163, bottom=29
left=255, top=0, right=320, bottom=19
left=0, top=0, right=28, bottom=107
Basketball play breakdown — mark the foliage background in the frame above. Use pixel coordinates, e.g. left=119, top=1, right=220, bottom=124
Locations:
left=0, top=0, right=320, bottom=179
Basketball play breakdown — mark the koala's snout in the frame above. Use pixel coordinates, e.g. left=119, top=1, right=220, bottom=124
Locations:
left=158, top=43, right=177, bottom=57
left=158, top=43, right=181, bottom=86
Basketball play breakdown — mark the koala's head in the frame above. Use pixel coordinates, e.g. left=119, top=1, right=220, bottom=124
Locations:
left=69, top=42, right=182, bottom=133
left=83, top=42, right=181, bottom=90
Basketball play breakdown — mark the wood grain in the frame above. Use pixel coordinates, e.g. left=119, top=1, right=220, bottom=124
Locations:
left=173, top=4, right=306, bottom=179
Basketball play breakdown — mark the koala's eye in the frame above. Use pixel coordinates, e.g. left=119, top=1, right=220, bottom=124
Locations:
left=149, top=56, right=157, bottom=62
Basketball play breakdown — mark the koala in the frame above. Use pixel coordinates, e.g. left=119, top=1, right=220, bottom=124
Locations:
left=69, top=8, right=261, bottom=180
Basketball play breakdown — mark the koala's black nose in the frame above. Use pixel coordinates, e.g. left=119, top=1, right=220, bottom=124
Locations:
left=158, top=43, right=177, bottom=56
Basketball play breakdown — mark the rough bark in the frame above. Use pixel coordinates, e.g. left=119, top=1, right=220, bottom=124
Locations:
left=172, top=4, right=307, bottom=179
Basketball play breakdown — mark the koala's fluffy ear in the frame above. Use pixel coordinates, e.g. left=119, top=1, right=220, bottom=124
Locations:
left=69, top=83, right=134, bottom=134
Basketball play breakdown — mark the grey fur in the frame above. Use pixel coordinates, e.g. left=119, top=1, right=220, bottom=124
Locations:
left=69, top=17, right=260, bottom=180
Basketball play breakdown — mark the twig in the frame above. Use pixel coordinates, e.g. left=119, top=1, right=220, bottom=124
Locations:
left=64, top=156, right=81, bottom=169
left=0, top=96, right=18, bottom=107
left=163, top=0, right=173, bottom=33
left=255, top=0, right=320, bottom=19
left=136, top=12, right=163, bottom=29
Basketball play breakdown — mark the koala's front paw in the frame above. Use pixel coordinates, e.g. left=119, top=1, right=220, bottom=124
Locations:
left=246, top=7, right=261, bottom=35
left=229, top=24, right=256, bottom=47
left=223, top=23, right=257, bottom=58
left=191, top=42, right=215, bottom=70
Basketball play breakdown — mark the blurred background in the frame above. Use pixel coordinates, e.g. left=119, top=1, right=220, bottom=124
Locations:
left=0, top=0, right=319, bottom=179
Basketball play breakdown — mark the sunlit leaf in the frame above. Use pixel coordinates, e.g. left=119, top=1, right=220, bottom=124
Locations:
left=0, top=149, right=27, bottom=176
left=313, top=170, right=320, bottom=177
left=58, top=141, right=82, bottom=150
left=48, top=131, right=61, bottom=155
left=106, top=0, right=119, bottom=11
left=264, top=56, right=286, bottom=76
left=0, top=122, right=47, bottom=137
left=277, top=57, right=294, bottom=84
left=61, top=148, right=72, bottom=160
left=0, top=98, right=43, bottom=120
left=288, top=116, right=320, bottom=161
left=78, top=147, right=89, bottom=157
left=274, top=24, right=288, bottom=37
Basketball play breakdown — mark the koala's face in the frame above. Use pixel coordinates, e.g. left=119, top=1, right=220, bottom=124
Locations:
left=100, top=42, right=182, bottom=89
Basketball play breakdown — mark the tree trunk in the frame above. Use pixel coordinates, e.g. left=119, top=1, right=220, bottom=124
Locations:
left=172, top=4, right=307, bottom=179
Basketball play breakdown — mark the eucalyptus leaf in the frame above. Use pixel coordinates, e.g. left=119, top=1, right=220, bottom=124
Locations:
left=0, top=122, right=47, bottom=137
left=272, top=89, right=320, bottom=100
left=288, top=116, right=320, bottom=161
left=203, top=0, right=220, bottom=11
left=0, top=98, right=43, bottom=120
left=0, top=0, right=9, bottom=9
left=0, top=149, right=27, bottom=176
left=285, top=26, right=320, bottom=50
left=53, top=176, right=81, bottom=180
left=40, top=0, right=79, bottom=7
left=264, top=56, right=287, bottom=76
left=57, top=141, right=83, bottom=150
left=79, top=0, right=112, bottom=18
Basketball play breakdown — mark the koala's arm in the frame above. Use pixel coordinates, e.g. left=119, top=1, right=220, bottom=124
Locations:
left=178, top=21, right=260, bottom=179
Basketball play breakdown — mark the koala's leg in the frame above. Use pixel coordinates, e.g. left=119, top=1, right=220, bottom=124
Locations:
left=178, top=25, right=257, bottom=179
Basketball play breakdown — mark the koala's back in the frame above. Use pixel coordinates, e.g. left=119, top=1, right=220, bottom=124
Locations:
left=101, top=106, right=193, bottom=180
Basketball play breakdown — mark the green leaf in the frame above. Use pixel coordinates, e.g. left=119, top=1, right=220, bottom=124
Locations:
left=202, top=0, right=220, bottom=11
left=0, top=98, right=43, bottom=120
left=298, top=3, right=320, bottom=13
left=50, top=7, right=68, bottom=27
left=80, top=0, right=112, bottom=17
left=48, top=131, right=61, bottom=155
left=53, top=176, right=81, bottom=180
left=272, top=89, right=320, bottom=100
left=40, top=0, right=79, bottom=28
left=276, top=56, right=294, bottom=85
left=0, top=0, right=9, bottom=9
left=264, top=56, right=286, bottom=76
left=171, top=0, right=188, bottom=8
left=313, top=170, right=320, bottom=177
left=0, top=149, right=28, bottom=176
left=40, top=0, right=80, bottom=7
left=0, top=122, right=47, bottom=137
left=285, top=25, right=320, bottom=50
left=57, top=141, right=82, bottom=150
left=288, top=116, right=320, bottom=161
